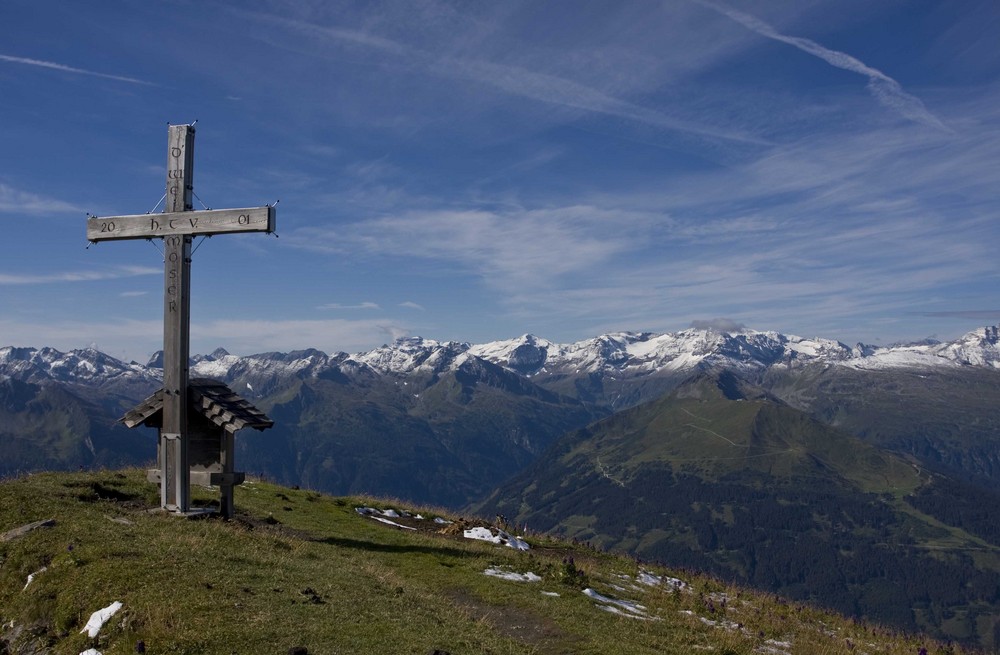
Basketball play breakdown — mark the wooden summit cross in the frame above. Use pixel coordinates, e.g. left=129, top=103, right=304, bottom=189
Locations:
left=87, top=124, right=275, bottom=514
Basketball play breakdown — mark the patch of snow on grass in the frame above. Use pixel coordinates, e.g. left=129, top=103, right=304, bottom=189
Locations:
left=356, top=506, right=449, bottom=530
left=541, top=591, right=561, bottom=597
left=464, top=526, right=530, bottom=550
left=483, top=567, right=542, bottom=582
left=356, top=506, right=413, bottom=518
left=355, top=508, right=415, bottom=529
left=583, top=588, right=653, bottom=619
left=370, top=516, right=416, bottom=530
left=698, top=616, right=740, bottom=630
left=80, top=601, right=122, bottom=638
left=79, top=649, right=102, bottom=655
left=681, top=609, right=742, bottom=633
left=637, top=571, right=687, bottom=590
left=758, top=641, right=793, bottom=655
left=596, top=604, right=640, bottom=618
left=22, top=566, right=47, bottom=591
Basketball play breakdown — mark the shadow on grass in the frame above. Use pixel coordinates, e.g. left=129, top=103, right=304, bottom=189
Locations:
left=63, top=480, right=144, bottom=503
left=314, top=535, right=481, bottom=560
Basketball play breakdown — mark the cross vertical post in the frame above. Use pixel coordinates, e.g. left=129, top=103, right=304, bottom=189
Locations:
left=88, top=124, right=276, bottom=515
left=162, top=125, right=195, bottom=511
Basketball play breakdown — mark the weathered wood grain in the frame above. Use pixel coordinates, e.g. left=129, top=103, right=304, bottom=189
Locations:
left=86, top=206, right=275, bottom=241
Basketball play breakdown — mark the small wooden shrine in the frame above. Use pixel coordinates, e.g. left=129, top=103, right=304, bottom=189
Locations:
left=122, top=378, right=273, bottom=518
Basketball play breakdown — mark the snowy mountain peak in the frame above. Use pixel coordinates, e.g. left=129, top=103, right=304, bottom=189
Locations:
left=468, top=334, right=555, bottom=376
left=928, top=325, right=1000, bottom=368
left=206, top=347, right=231, bottom=360
left=354, top=337, right=471, bottom=375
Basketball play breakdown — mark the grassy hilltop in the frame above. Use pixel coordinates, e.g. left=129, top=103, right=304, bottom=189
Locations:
left=0, top=469, right=980, bottom=655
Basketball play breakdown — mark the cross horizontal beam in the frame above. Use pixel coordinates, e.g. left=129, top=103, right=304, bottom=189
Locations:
left=87, top=206, right=275, bottom=242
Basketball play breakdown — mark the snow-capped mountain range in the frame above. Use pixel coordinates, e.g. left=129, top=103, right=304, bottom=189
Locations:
left=2, top=325, right=998, bottom=389
left=472, top=325, right=1000, bottom=374
left=5, top=325, right=1000, bottom=512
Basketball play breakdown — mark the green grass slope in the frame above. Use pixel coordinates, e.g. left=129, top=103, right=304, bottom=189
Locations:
left=0, top=469, right=976, bottom=655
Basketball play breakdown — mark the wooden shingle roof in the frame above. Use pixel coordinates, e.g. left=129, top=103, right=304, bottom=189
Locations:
left=121, top=378, right=274, bottom=434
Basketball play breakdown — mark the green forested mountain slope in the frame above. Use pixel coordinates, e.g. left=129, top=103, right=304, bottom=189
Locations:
left=761, top=365, right=1000, bottom=483
left=236, top=357, right=601, bottom=507
left=475, top=371, right=1000, bottom=649
left=0, top=378, right=154, bottom=475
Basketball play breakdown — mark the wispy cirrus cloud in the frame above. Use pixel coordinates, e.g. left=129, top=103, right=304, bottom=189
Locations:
left=0, top=183, right=79, bottom=215
left=691, top=0, right=950, bottom=131
left=0, top=266, right=159, bottom=285
left=0, top=53, right=155, bottom=86
left=317, top=301, right=381, bottom=310
left=243, top=12, right=764, bottom=145
left=283, top=73, right=998, bottom=344
left=287, top=205, right=657, bottom=294
left=439, top=57, right=767, bottom=145
left=917, top=310, right=1000, bottom=320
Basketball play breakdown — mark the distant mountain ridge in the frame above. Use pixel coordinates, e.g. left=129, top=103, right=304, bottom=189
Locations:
left=0, top=345, right=158, bottom=390
left=2, top=324, right=1000, bottom=498
left=469, top=324, right=1000, bottom=375
left=0, top=326, right=1000, bottom=382
left=4, top=324, right=997, bottom=391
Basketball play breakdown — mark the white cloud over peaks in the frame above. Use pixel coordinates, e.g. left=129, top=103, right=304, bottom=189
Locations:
left=692, top=0, right=951, bottom=132
left=191, top=318, right=410, bottom=357
left=690, top=318, right=747, bottom=332
left=0, top=316, right=413, bottom=363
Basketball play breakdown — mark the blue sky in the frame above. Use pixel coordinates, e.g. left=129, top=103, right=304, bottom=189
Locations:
left=1, top=0, right=998, bottom=362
